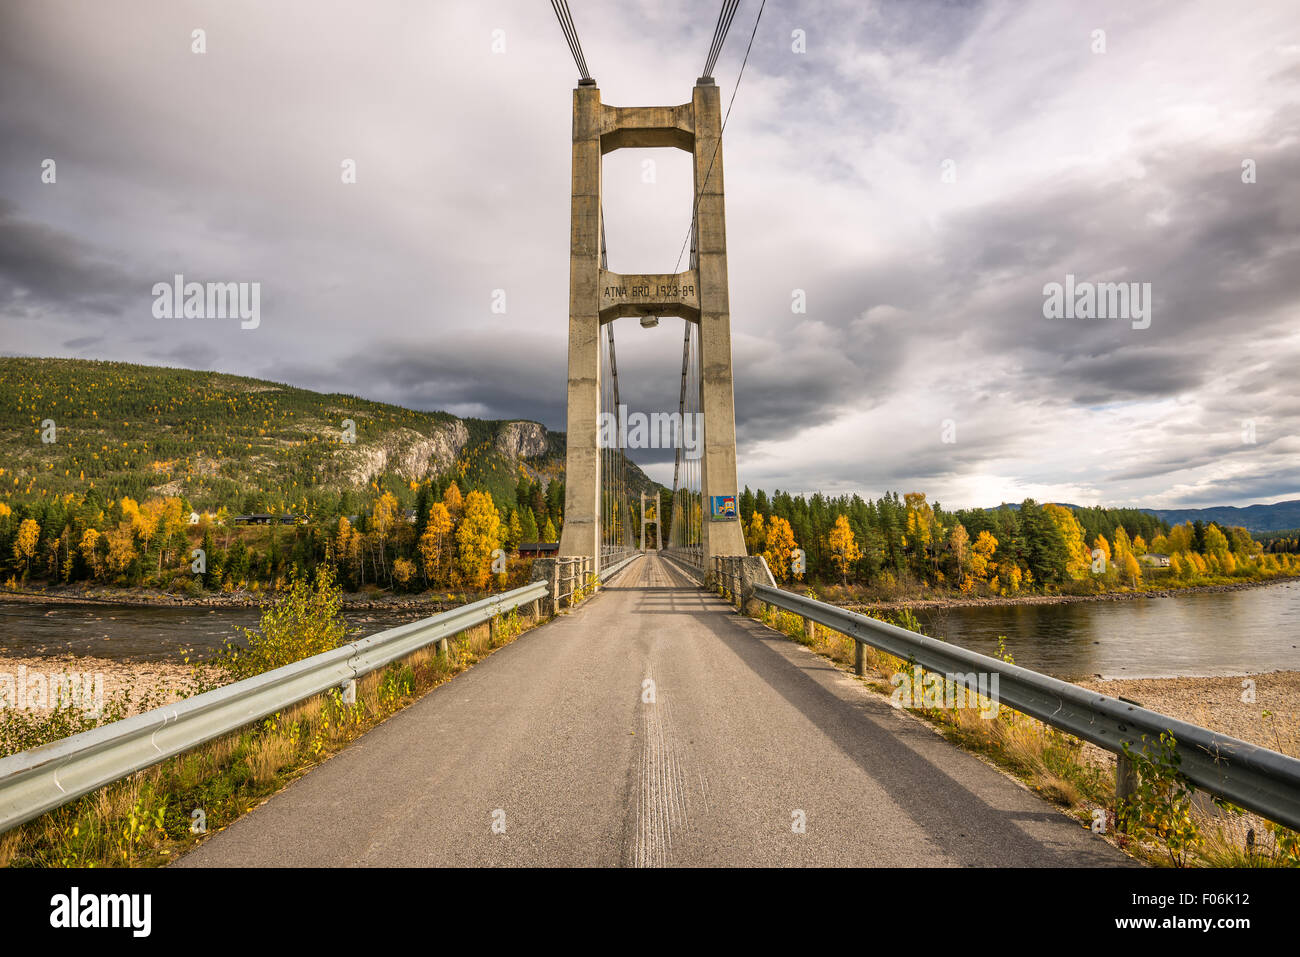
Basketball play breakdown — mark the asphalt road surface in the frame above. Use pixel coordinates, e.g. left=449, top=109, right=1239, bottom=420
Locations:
left=177, top=553, right=1132, bottom=867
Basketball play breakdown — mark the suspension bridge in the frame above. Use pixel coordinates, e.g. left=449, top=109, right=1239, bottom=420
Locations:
left=4, top=1, right=1296, bottom=870
left=165, top=2, right=1133, bottom=866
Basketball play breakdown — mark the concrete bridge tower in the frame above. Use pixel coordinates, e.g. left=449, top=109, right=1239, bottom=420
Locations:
left=558, top=77, right=747, bottom=570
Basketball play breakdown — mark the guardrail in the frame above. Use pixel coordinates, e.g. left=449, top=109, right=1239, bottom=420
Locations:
left=712, top=561, right=1300, bottom=832
left=0, top=580, right=552, bottom=835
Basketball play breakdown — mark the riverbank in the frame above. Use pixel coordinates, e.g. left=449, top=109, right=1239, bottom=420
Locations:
left=1074, top=671, right=1299, bottom=862
left=0, top=584, right=472, bottom=612
left=839, top=574, right=1300, bottom=613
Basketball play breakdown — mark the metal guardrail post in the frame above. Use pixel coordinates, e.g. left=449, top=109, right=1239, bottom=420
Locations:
left=853, top=640, right=866, bottom=676
left=1115, top=695, right=1141, bottom=829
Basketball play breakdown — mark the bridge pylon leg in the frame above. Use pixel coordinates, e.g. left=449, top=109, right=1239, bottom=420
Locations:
left=692, top=80, right=746, bottom=563
left=557, top=82, right=603, bottom=570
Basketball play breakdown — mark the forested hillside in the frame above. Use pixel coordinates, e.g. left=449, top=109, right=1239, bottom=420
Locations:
left=0, top=357, right=655, bottom=594
left=0, top=357, right=657, bottom=517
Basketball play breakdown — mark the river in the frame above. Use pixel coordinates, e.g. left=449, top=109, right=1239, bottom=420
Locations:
left=0, top=603, right=425, bottom=663
left=913, top=580, right=1300, bottom=679
left=1, top=581, right=1297, bottom=680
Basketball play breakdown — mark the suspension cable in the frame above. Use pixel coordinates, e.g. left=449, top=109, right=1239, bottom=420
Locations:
left=672, top=0, right=765, bottom=275
left=703, top=0, right=741, bottom=78
left=550, top=0, right=592, bottom=80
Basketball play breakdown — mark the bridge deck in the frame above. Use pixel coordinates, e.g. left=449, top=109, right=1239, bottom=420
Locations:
left=177, top=554, right=1131, bottom=867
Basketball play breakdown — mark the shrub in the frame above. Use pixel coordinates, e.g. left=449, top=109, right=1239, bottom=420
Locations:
left=212, top=564, right=347, bottom=681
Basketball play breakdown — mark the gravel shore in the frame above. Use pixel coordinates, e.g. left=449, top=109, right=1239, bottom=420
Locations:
left=1077, top=671, right=1299, bottom=755
left=0, top=654, right=196, bottom=714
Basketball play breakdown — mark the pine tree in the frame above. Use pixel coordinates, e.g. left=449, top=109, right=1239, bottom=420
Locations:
left=520, top=507, right=539, bottom=543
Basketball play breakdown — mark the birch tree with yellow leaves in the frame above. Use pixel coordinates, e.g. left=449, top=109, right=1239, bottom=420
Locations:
left=456, top=490, right=501, bottom=589
left=826, top=514, right=861, bottom=585
left=418, top=502, right=453, bottom=586
left=763, top=515, right=798, bottom=584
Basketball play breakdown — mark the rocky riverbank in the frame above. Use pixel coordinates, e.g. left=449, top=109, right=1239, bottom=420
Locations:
left=0, top=585, right=471, bottom=613
left=0, top=653, right=196, bottom=714
left=1077, top=671, right=1300, bottom=755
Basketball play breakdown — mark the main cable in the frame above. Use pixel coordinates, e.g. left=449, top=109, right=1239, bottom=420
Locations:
left=550, top=0, right=591, bottom=80
left=672, top=0, right=765, bottom=275
left=703, top=0, right=741, bottom=78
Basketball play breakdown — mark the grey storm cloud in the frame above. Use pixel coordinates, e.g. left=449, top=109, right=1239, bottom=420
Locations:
left=1, top=0, right=1297, bottom=509
left=0, top=200, right=138, bottom=319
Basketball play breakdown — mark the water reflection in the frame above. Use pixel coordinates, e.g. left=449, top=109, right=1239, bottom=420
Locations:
left=917, top=580, right=1300, bottom=678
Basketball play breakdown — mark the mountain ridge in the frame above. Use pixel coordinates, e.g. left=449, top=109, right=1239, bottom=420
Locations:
left=0, top=356, right=659, bottom=513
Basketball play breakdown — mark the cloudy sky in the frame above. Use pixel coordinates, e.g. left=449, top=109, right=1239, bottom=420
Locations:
left=1, top=0, right=1297, bottom=509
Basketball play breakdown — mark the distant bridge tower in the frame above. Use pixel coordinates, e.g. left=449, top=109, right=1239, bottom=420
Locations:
left=640, top=490, right=661, bottom=551
left=558, top=76, right=747, bottom=570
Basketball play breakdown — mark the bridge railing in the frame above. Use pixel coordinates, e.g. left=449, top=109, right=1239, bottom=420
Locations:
left=600, top=545, right=634, bottom=568
left=710, top=557, right=1300, bottom=833
left=599, top=552, right=640, bottom=581
left=663, top=545, right=702, bottom=570
left=0, top=579, right=554, bottom=836
left=553, top=556, right=591, bottom=606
